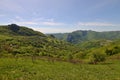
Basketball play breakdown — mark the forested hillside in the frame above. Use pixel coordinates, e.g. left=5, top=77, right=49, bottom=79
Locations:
left=52, top=30, right=120, bottom=44
left=0, top=24, right=80, bottom=61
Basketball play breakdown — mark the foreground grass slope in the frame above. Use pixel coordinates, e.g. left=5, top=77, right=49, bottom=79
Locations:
left=0, top=57, right=120, bottom=80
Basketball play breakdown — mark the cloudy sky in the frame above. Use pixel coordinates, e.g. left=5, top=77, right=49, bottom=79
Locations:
left=0, top=0, right=120, bottom=33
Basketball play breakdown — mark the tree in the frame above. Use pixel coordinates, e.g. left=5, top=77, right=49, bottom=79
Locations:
left=89, top=50, right=106, bottom=64
left=8, top=24, right=20, bottom=32
left=105, top=48, right=113, bottom=56
left=105, top=46, right=120, bottom=56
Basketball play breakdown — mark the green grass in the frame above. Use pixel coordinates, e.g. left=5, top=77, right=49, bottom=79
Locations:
left=0, top=57, right=120, bottom=80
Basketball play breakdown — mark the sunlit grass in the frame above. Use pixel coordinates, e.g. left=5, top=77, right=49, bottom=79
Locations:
left=0, top=57, right=120, bottom=80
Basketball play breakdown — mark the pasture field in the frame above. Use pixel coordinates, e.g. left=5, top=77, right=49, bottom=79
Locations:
left=0, top=57, right=120, bottom=80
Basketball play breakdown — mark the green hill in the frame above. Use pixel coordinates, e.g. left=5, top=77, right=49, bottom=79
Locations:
left=52, top=30, right=120, bottom=44
left=0, top=24, right=120, bottom=64
left=0, top=24, right=79, bottom=60
left=49, top=33, right=69, bottom=41
left=0, top=24, right=45, bottom=36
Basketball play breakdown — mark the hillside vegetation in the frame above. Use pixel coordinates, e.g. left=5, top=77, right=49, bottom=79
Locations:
left=0, top=24, right=120, bottom=80
left=0, top=24, right=120, bottom=63
left=52, top=30, right=120, bottom=44
left=0, top=24, right=80, bottom=61
left=0, top=24, right=45, bottom=36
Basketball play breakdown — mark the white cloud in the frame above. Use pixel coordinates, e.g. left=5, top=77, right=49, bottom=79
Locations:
left=75, top=22, right=120, bottom=32
left=77, top=22, right=119, bottom=27
left=10, top=16, right=65, bottom=26
left=11, top=21, right=65, bottom=26
left=33, top=18, right=54, bottom=22
left=32, top=27, right=74, bottom=33
left=41, top=21, right=65, bottom=26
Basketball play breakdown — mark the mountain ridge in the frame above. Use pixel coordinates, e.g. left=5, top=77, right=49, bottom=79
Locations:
left=51, top=30, right=120, bottom=44
left=0, top=24, right=45, bottom=37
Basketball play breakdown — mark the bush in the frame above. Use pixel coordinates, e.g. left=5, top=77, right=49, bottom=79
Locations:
left=89, top=50, right=106, bottom=64
left=67, top=53, right=73, bottom=61
left=105, top=46, right=120, bottom=56
left=74, top=52, right=86, bottom=59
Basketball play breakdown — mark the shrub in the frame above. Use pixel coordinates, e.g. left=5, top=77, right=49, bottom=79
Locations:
left=74, top=52, right=86, bottom=59
left=67, top=53, right=73, bottom=61
left=105, top=46, right=120, bottom=56
left=89, top=50, right=106, bottom=64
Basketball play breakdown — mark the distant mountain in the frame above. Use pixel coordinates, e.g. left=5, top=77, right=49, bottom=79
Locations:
left=48, top=33, right=69, bottom=41
left=51, top=30, right=120, bottom=44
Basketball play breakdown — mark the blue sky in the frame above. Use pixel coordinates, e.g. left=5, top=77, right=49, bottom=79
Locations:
left=0, top=0, right=120, bottom=33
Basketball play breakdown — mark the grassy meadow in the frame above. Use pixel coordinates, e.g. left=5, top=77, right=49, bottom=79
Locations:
left=0, top=57, right=120, bottom=80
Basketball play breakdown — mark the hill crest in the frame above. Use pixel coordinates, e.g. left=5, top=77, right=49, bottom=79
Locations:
left=0, top=24, right=45, bottom=37
left=51, top=30, right=120, bottom=43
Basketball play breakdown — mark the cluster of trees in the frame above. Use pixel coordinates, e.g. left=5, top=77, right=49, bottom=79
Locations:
left=105, top=46, right=120, bottom=56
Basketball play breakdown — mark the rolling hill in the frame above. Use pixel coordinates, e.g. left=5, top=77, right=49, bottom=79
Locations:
left=0, top=24, right=79, bottom=60
left=52, top=30, right=120, bottom=44
left=0, top=24, right=120, bottom=64
left=0, top=24, right=45, bottom=36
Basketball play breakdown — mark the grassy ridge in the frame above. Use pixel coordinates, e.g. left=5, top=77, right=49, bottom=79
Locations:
left=0, top=57, right=120, bottom=80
